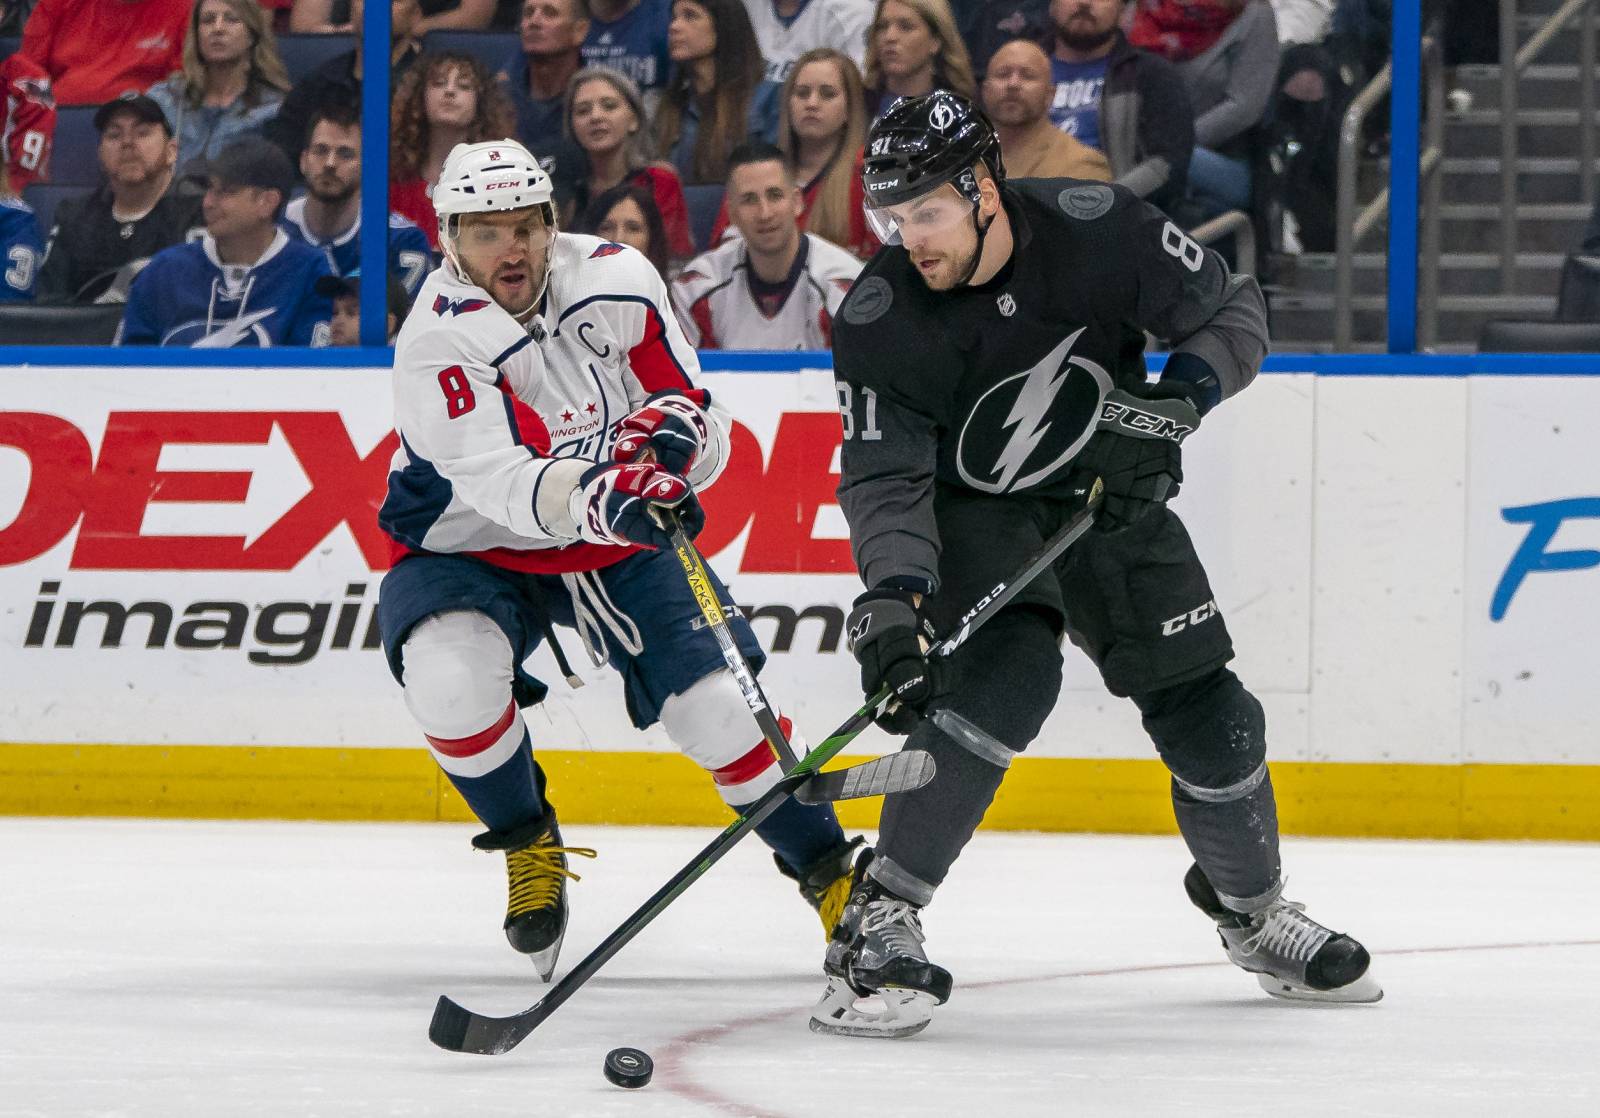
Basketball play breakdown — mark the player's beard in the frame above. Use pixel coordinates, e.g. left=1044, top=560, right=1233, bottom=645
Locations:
left=918, top=242, right=980, bottom=291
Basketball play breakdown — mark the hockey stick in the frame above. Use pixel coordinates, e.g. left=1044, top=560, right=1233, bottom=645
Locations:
left=427, top=488, right=1100, bottom=1056
left=663, top=511, right=933, bottom=804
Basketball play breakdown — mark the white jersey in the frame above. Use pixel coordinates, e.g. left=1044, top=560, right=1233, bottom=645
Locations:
left=380, top=233, right=728, bottom=574
left=743, top=0, right=873, bottom=84
left=671, top=232, right=863, bottom=350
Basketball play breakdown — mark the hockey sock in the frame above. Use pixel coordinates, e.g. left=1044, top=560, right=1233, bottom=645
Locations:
left=427, top=703, right=550, bottom=835
left=873, top=609, right=1063, bottom=905
left=1139, top=669, right=1283, bottom=909
left=745, top=794, right=850, bottom=875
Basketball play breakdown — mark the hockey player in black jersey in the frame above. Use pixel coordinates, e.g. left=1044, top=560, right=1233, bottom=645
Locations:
left=815, top=91, right=1380, bottom=1038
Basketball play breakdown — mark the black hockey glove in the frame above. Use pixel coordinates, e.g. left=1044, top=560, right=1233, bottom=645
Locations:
left=846, top=588, right=938, bottom=735
left=1072, top=383, right=1202, bottom=533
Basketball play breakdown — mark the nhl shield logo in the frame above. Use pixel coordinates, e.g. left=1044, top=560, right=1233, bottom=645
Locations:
left=997, top=293, right=1016, bottom=317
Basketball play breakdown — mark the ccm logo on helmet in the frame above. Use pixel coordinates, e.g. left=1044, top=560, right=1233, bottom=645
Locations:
left=485, top=179, right=523, bottom=190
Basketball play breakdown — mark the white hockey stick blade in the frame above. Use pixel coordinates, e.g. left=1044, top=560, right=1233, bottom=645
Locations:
left=1256, top=968, right=1384, bottom=1004
left=807, top=978, right=937, bottom=1039
left=793, top=750, right=936, bottom=805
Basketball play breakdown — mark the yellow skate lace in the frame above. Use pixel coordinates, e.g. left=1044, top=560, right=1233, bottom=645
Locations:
left=506, top=840, right=597, bottom=919
left=816, top=871, right=854, bottom=939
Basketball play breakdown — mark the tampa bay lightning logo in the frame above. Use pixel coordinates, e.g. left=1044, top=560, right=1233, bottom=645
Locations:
left=163, top=309, right=276, bottom=347
left=955, top=328, right=1111, bottom=494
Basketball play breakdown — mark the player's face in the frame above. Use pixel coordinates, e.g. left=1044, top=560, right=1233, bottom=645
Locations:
left=196, top=0, right=251, bottom=67
left=521, top=0, right=586, bottom=57
left=570, top=79, right=639, bottom=157
left=877, top=183, right=980, bottom=291
left=982, top=42, right=1053, bottom=128
left=202, top=179, right=277, bottom=240
left=455, top=207, right=552, bottom=315
left=330, top=295, right=360, bottom=346
left=99, top=115, right=176, bottom=188
left=727, top=159, right=802, bottom=257
left=668, top=0, right=716, bottom=64
left=788, top=60, right=850, bottom=146
left=425, top=64, right=479, bottom=129
left=874, top=1, right=940, bottom=83
left=597, top=196, right=651, bottom=256
left=300, top=121, right=361, bottom=203
left=1050, top=0, right=1124, bottom=51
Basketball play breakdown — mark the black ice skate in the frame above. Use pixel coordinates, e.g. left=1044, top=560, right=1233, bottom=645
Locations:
left=773, top=835, right=865, bottom=938
left=809, top=851, right=952, bottom=1038
left=472, top=813, right=596, bottom=981
left=1185, top=863, right=1382, bottom=1003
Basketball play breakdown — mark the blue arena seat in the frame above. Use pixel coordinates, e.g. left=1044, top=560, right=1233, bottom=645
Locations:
left=49, top=106, right=103, bottom=186
left=0, top=36, right=20, bottom=61
left=22, top=181, right=84, bottom=236
left=276, top=33, right=355, bottom=84
left=682, top=184, right=724, bottom=253
left=421, top=31, right=520, bottom=74
left=0, top=302, right=124, bottom=344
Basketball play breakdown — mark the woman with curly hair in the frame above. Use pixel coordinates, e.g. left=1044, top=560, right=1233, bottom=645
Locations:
left=389, top=51, right=518, bottom=250
left=654, top=0, right=781, bottom=186
left=565, top=67, right=695, bottom=262
left=578, top=181, right=673, bottom=283
left=708, top=47, right=879, bottom=259
left=144, top=0, right=291, bottom=172
left=861, top=0, right=976, bottom=121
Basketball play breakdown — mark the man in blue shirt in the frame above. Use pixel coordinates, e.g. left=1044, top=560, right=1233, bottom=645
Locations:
left=118, top=138, right=334, bottom=347
left=500, top=0, right=589, bottom=147
left=0, top=183, right=42, bottom=302
left=582, top=0, right=671, bottom=94
left=281, top=105, right=433, bottom=298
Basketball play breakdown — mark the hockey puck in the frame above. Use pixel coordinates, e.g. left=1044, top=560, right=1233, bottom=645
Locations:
left=603, top=1047, right=653, bottom=1089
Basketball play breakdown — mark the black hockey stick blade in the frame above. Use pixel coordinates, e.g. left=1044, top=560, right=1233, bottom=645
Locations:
left=428, top=490, right=1099, bottom=1055
left=793, top=749, right=936, bottom=804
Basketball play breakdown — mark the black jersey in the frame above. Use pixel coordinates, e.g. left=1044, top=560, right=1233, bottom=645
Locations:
left=832, top=179, right=1268, bottom=593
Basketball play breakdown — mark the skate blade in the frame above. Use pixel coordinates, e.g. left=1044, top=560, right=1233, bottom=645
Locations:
left=527, top=931, right=565, bottom=983
left=807, top=978, right=936, bottom=1039
left=1256, top=969, right=1383, bottom=1004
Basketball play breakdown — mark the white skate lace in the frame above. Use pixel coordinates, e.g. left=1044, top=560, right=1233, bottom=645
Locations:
left=1240, top=901, right=1330, bottom=964
left=861, top=900, right=925, bottom=957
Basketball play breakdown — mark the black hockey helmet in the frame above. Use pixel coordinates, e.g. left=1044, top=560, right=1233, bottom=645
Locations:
left=861, top=90, right=1005, bottom=211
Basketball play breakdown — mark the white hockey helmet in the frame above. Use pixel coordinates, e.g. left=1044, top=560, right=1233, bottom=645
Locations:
left=434, top=139, right=558, bottom=314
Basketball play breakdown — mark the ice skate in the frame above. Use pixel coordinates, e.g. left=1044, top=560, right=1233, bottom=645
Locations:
left=1185, top=863, right=1382, bottom=1004
left=472, top=813, right=596, bottom=981
left=809, top=852, right=951, bottom=1038
left=774, top=835, right=865, bottom=937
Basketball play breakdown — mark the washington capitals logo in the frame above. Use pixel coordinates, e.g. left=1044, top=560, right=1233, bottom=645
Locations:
left=955, top=328, right=1111, bottom=494
left=433, top=294, right=489, bottom=317
left=589, top=243, right=625, bottom=258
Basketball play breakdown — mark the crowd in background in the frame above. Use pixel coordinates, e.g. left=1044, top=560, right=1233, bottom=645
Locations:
left=0, top=0, right=1504, bottom=349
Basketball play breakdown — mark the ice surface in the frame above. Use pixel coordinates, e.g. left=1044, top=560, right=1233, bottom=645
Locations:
left=4, top=819, right=1598, bottom=1117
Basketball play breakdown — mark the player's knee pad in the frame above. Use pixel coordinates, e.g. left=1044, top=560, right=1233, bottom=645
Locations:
left=400, top=610, right=516, bottom=740
left=944, top=607, right=1063, bottom=752
left=659, top=670, right=798, bottom=803
left=1136, top=668, right=1267, bottom=797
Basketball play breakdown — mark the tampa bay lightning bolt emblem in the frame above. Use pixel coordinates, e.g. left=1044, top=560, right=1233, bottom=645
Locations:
left=929, top=101, right=955, bottom=131
left=997, top=293, right=1016, bottom=317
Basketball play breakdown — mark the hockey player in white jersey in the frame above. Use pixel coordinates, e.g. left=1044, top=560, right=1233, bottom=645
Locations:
left=377, top=139, right=860, bottom=979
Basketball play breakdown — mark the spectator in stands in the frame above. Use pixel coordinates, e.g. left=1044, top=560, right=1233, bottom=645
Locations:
left=1130, top=0, right=1279, bottom=223
left=21, top=0, right=190, bottom=105
left=708, top=47, right=880, bottom=258
left=983, top=38, right=1110, bottom=180
left=317, top=268, right=412, bottom=345
left=583, top=0, right=673, bottom=95
left=290, top=0, right=496, bottom=32
left=0, top=51, right=55, bottom=193
left=283, top=105, right=434, bottom=297
left=960, top=0, right=1047, bottom=83
left=862, top=0, right=977, bottom=119
left=654, top=0, right=781, bottom=185
left=578, top=180, right=672, bottom=281
left=35, top=94, right=204, bottom=304
left=145, top=0, right=292, bottom=174
left=672, top=140, right=861, bottom=348
left=501, top=0, right=590, bottom=146
left=117, top=137, right=334, bottom=346
left=0, top=161, right=42, bottom=301
left=1047, top=0, right=1194, bottom=205
left=390, top=51, right=517, bottom=248
left=744, top=0, right=871, bottom=86
left=1269, top=0, right=1331, bottom=44
left=564, top=67, right=694, bottom=259
left=266, top=0, right=425, bottom=164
